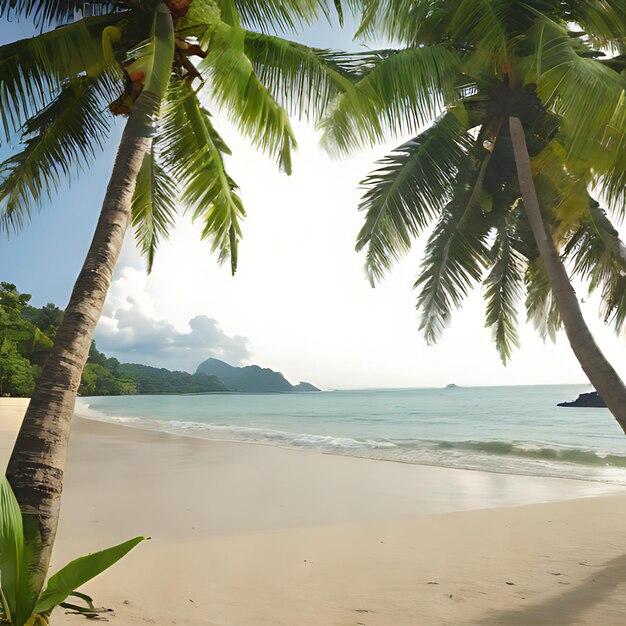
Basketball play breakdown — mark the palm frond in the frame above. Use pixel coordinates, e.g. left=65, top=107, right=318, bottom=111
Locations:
left=0, top=76, right=111, bottom=234
left=0, top=0, right=123, bottom=26
left=483, top=218, right=525, bottom=363
left=524, top=256, right=562, bottom=341
left=449, top=0, right=510, bottom=58
left=531, top=139, right=592, bottom=240
left=562, top=0, right=626, bottom=50
left=199, top=23, right=296, bottom=173
left=228, top=0, right=327, bottom=32
left=414, top=189, right=492, bottom=345
left=320, top=45, right=462, bottom=155
left=0, top=13, right=124, bottom=140
left=161, top=82, right=245, bottom=274
left=596, top=94, right=626, bottom=212
left=131, top=142, right=177, bottom=273
left=564, top=200, right=626, bottom=331
left=356, top=0, right=454, bottom=45
left=243, top=30, right=363, bottom=123
left=356, top=112, right=474, bottom=284
left=527, top=18, right=626, bottom=190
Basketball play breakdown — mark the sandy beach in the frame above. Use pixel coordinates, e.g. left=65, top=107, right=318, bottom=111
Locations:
left=2, top=397, right=626, bottom=625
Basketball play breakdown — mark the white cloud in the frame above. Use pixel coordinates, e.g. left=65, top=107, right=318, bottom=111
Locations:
left=95, top=268, right=250, bottom=372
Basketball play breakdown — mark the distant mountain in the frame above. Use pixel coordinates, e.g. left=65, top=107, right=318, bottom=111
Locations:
left=196, top=358, right=320, bottom=392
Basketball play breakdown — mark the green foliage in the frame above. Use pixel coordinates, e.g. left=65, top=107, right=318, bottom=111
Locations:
left=243, top=30, right=361, bottom=123
left=0, top=283, right=228, bottom=396
left=0, top=347, right=35, bottom=398
left=564, top=200, right=626, bottom=331
left=484, top=220, right=525, bottom=363
left=0, top=283, right=46, bottom=396
left=356, top=112, right=474, bottom=284
left=321, top=45, right=462, bottom=154
left=0, top=77, right=113, bottom=235
left=200, top=22, right=297, bottom=174
left=117, top=363, right=228, bottom=394
left=414, top=190, right=492, bottom=346
left=21, top=304, right=62, bottom=337
left=161, top=80, right=245, bottom=274
left=79, top=363, right=136, bottom=396
left=131, top=143, right=177, bottom=273
left=0, top=476, right=146, bottom=626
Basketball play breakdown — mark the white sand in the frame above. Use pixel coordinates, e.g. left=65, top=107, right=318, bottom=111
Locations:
left=2, top=397, right=626, bottom=625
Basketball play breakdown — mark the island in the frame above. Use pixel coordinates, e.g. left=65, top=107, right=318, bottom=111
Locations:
left=196, top=358, right=320, bottom=393
left=557, top=391, right=607, bottom=408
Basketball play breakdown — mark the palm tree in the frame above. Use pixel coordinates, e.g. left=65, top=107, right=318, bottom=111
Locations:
left=0, top=0, right=356, bottom=579
left=321, top=0, right=626, bottom=428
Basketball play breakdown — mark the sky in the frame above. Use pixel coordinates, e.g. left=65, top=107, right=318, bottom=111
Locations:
left=0, top=12, right=624, bottom=390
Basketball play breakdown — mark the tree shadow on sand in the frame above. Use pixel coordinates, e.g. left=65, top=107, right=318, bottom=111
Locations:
left=476, top=553, right=626, bottom=625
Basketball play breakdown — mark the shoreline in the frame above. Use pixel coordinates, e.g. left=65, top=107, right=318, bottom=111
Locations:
left=75, top=396, right=626, bottom=488
left=3, top=398, right=626, bottom=625
left=78, top=407, right=626, bottom=489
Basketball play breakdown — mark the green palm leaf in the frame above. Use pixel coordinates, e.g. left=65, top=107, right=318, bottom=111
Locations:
left=218, top=0, right=327, bottom=32
left=561, top=0, right=626, bottom=49
left=414, top=189, right=492, bottom=344
left=0, top=13, right=123, bottom=140
left=484, top=218, right=525, bottom=363
left=524, top=256, right=562, bottom=342
left=131, top=142, right=177, bottom=273
left=199, top=22, right=297, bottom=173
left=0, top=1, right=122, bottom=26
left=527, top=18, right=626, bottom=188
left=564, top=200, right=626, bottom=331
left=162, top=82, right=244, bottom=274
left=0, top=76, right=112, bottom=234
left=321, top=45, right=462, bottom=155
left=356, top=0, right=454, bottom=45
left=448, top=0, right=509, bottom=59
left=356, top=112, right=474, bottom=284
left=243, top=30, right=361, bottom=122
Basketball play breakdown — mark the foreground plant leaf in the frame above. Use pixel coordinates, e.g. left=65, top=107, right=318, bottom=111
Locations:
left=33, top=536, right=148, bottom=616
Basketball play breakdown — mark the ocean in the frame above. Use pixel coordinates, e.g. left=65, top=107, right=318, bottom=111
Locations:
left=78, top=384, right=626, bottom=485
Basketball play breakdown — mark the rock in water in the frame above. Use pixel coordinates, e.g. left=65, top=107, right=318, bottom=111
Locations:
left=557, top=391, right=606, bottom=408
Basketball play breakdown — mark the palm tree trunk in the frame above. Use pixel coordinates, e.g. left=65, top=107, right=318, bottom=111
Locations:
left=509, top=116, right=626, bottom=432
left=5, top=4, right=174, bottom=584
left=5, top=90, right=160, bottom=578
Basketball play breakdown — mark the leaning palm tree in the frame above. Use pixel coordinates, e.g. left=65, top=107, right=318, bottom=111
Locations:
left=0, top=0, right=357, bottom=581
left=321, top=0, right=626, bottom=428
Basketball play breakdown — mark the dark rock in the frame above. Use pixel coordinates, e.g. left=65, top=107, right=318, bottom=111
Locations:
left=557, top=391, right=606, bottom=408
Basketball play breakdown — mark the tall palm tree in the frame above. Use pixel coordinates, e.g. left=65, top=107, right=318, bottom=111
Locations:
left=0, top=0, right=357, bottom=579
left=321, top=0, right=626, bottom=428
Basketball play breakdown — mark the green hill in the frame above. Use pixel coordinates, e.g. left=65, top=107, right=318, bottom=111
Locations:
left=196, top=357, right=320, bottom=393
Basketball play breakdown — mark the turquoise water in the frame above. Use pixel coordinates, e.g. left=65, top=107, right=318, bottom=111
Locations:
left=78, top=384, right=626, bottom=484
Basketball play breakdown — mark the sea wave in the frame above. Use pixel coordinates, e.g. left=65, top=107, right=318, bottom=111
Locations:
left=75, top=399, right=626, bottom=485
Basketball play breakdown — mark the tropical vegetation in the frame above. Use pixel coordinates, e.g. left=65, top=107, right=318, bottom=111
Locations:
left=0, top=476, right=146, bottom=626
left=0, top=282, right=227, bottom=396
left=0, top=0, right=356, bottom=587
left=321, top=0, right=626, bottom=428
